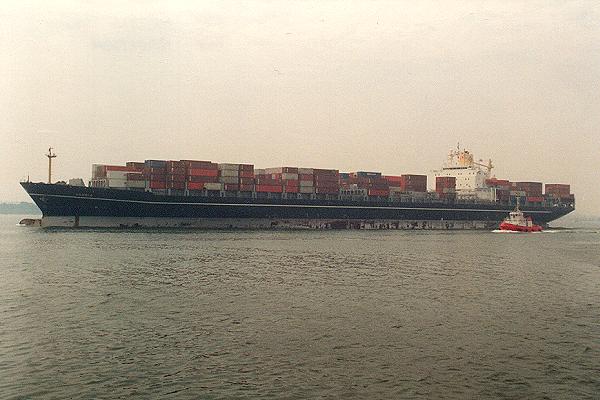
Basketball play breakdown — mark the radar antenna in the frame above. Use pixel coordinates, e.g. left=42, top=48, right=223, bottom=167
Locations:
left=46, top=147, right=57, bottom=184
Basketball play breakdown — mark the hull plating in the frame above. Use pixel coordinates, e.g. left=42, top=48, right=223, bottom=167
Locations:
left=21, top=182, right=575, bottom=229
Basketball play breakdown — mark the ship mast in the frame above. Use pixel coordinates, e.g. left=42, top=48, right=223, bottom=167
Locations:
left=46, top=147, right=56, bottom=184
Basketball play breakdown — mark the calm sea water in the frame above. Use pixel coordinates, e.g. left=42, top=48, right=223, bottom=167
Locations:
left=1, top=215, right=599, bottom=399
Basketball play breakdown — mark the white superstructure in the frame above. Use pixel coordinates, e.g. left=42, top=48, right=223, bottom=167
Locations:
left=433, top=146, right=496, bottom=200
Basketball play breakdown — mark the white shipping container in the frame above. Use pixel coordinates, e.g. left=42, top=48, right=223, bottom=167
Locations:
left=107, top=178, right=127, bottom=188
left=298, top=168, right=314, bottom=174
left=218, top=163, right=240, bottom=170
left=299, top=186, right=315, bottom=194
left=281, top=173, right=298, bottom=180
left=219, top=176, right=238, bottom=184
left=219, top=169, right=239, bottom=177
left=265, top=167, right=283, bottom=174
left=106, top=170, right=130, bottom=180
left=299, top=181, right=314, bottom=187
left=204, top=182, right=223, bottom=191
left=254, top=169, right=265, bottom=175
left=125, top=180, right=146, bottom=188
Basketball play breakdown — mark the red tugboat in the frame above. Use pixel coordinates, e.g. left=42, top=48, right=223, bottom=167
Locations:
left=499, top=199, right=543, bottom=232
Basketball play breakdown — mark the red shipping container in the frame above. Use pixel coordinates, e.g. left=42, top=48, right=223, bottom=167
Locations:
left=256, top=178, right=282, bottom=185
left=239, top=171, right=254, bottom=178
left=166, top=160, right=185, bottom=168
left=126, top=162, right=145, bottom=170
left=188, top=168, right=219, bottom=177
left=238, top=164, right=254, bottom=172
left=299, top=174, right=313, bottom=181
left=400, top=175, right=427, bottom=192
left=436, top=176, right=456, bottom=193
left=545, top=184, right=570, bottom=196
left=167, top=174, right=186, bottom=183
left=143, top=167, right=166, bottom=174
left=145, top=174, right=166, bottom=181
left=167, top=181, right=185, bottom=190
left=105, top=165, right=138, bottom=172
left=486, top=178, right=510, bottom=187
left=313, top=168, right=338, bottom=175
left=126, top=173, right=145, bottom=181
left=239, top=184, right=254, bottom=192
left=167, top=167, right=186, bottom=175
left=149, top=181, right=166, bottom=189
left=256, top=185, right=283, bottom=193
left=238, top=177, right=255, bottom=185
left=384, top=175, right=402, bottom=182
left=186, top=182, right=205, bottom=190
left=284, top=186, right=299, bottom=193
left=188, top=175, right=218, bottom=183
left=182, top=160, right=217, bottom=169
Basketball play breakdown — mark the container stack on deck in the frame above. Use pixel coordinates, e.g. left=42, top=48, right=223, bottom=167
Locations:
left=356, top=172, right=389, bottom=197
left=435, top=176, right=456, bottom=200
left=298, top=169, right=314, bottom=194
left=264, top=167, right=299, bottom=194
left=90, top=164, right=142, bottom=188
left=399, top=174, right=427, bottom=193
left=255, top=169, right=282, bottom=194
left=238, top=164, right=254, bottom=192
left=166, top=161, right=186, bottom=192
left=511, top=182, right=543, bottom=204
left=545, top=184, right=573, bottom=203
left=124, top=162, right=145, bottom=189
left=86, top=158, right=573, bottom=207
left=217, top=163, right=239, bottom=193
left=485, top=178, right=511, bottom=202
left=184, top=160, right=220, bottom=192
left=313, top=169, right=340, bottom=197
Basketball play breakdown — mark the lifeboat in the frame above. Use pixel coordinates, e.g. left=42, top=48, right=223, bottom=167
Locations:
left=499, top=200, right=543, bottom=232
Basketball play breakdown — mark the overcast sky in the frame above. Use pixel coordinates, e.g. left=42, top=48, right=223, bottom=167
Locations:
left=1, top=1, right=599, bottom=214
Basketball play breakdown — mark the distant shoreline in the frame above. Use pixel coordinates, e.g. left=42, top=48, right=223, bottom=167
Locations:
left=0, top=202, right=41, bottom=215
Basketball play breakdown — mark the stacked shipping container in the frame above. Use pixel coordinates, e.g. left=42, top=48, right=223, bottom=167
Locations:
left=166, top=160, right=186, bottom=190
left=313, top=169, right=339, bottom=195
left=144, top=160, right=167, bottom=190
left=435, top=176, right=456, bottom=199
left=399, top=175, right=427, bottom=192
left=299, top=168, right=314, bottom=194
left=545, top=184, right=573, bottom=202
left=184, top=160, right=220, bottom=191
left=87, top=159, right=571, bottom=206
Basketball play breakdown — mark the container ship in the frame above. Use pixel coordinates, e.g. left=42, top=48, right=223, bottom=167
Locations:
left=20, top=148, right=575, bottom=229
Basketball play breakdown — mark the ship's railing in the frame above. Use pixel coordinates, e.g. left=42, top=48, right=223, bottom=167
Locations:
left=89, top=184, right=574, bottom=209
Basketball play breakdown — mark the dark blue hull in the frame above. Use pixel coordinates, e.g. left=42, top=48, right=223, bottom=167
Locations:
left=21, top=182, right=574, bottom=229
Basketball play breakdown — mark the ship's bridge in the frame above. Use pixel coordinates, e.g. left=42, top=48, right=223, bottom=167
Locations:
left=432, top=148, right=493, bottom=191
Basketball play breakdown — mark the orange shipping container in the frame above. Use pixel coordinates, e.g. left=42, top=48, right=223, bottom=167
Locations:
left=188, top=168, right=219, bottom=177
left=182, top=160, right=217, bottom=169
left=256, top=184, right=282, bottom=193
left=186, top=182, right=205, bottom=190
